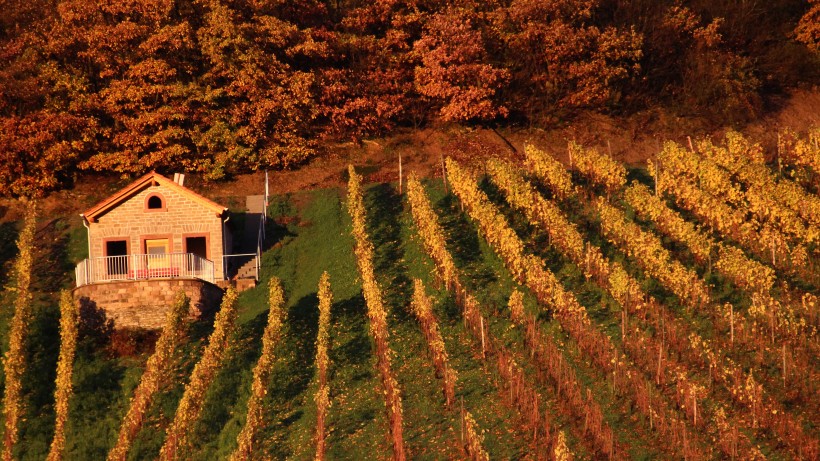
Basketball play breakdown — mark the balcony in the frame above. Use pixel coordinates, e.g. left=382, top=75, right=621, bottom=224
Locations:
left=75, top=253, right=215, bottom=287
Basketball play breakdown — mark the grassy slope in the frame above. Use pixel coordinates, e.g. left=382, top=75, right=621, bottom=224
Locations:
left=1, top=165, right=815, bottom=460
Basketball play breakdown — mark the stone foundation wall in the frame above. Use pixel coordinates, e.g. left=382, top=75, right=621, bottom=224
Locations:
left=73, top=278, right=224, bottom=329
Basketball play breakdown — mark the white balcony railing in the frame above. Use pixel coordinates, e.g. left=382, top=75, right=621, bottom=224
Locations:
left=75, top=253, right=215, bottom=287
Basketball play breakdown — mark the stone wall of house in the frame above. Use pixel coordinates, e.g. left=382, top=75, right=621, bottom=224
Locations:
left=88, top=181, right=227, bottom=280
left=73, top=279, right=224, bottom=329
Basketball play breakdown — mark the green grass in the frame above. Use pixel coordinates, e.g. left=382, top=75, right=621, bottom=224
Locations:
left=0, top=171, right=816, bottom=460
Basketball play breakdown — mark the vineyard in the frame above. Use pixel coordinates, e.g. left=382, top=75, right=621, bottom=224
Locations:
left=1, top=130, right=820, bottom=460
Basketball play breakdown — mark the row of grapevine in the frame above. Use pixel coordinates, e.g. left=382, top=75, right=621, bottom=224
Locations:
left=488, top=159, right=756, bottom=459
left=407, top=176, right=577, bottom=459
left=444, top=160, right=708, bottom=458
left=315, top=272, right=332, bottom=461
left=567, top=141, right=627, bottom=196
left=230, top=279, right=286, bottom=461
left=654, top=137, right=746, bottom=207
left=524, top=145, right=574, bottom=200
left=689, top=136, right=816, bottom=245
left=596, top=198, right=710, bottom=307
left=406, top=174, right=461, bottom=290
left=411, top=279, right=488, bottom=461
left=410, top=279, right=456, bottom=406
left=108, top=292, right=192, bottom=461
left=703, top=132, right=820, bottom=231
left=488, top=158, right=644, bottom=312
left=595, top=189, right=820, bottom=457
left=159, top=288, right=239, bottom=461
left=624, top=182, right=820, bottom=345
left=505, top=291, right=624, bottom=459
left=650, top=142, right=816, bottom=280
left=623, top=182, right=778, bottom=293
left=46, top=291, right=79, bottom=461
left=1, top=201, right=37, bottom=461
left=779, top=127, right=820, bottom=177
left=346, top=165, right=406, bottom=461
left=554, top=151, right=820, bottom=458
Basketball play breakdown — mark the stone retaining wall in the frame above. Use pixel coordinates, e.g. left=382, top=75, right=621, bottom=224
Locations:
left=73, top=278, right=224, bottom=329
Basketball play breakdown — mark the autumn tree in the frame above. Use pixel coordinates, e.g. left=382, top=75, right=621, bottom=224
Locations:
left=796, top=0, right=820, bottom=54
left=491, top=0, right=642, bottom=122
left=195, top=0, right=322, bottom=173
left=317, top=0, right=427, bottom=139
left=413, top=7, right=510, bottom=122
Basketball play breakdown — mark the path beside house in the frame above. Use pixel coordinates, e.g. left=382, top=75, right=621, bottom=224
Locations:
left=227, top=195, right=265, bottom=282
left=243, top=195, right=265, bottom=252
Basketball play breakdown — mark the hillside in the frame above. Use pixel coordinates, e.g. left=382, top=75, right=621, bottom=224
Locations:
left=1, top=128, right=819, bottom=459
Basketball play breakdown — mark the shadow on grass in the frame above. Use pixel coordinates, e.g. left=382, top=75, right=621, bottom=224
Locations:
left=434, top=193, right=497, bottom=290
left=331, top=293, right=371, bottom=378
left=0, top=221, right=19, bottom=281
left=327, top=293, right=379, bottom=437
left=364, top=183, right=412, bottom=320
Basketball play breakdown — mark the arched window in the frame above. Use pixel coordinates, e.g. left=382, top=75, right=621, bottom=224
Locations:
left=147, top=195, right=162, bottom=209
left=145, top=193, right=167, bottom=211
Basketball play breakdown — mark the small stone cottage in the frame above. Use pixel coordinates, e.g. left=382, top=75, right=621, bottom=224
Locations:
left=73, top=171, right=234, bottom=328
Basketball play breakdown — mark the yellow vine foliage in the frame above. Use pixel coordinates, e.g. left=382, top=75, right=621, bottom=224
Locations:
left=488, top=159, right=646, bottom=312
left=2, top=200, right=36, bottom=461
left=315, top=271, right=332, bottom=461
left=597, top=198, right=710, bottom=307
left=625, top=182, right=776, bottom=295
left=507, top=290, right=525, bottom=325
left=159, top=288, right=239, bottom=461
left=554, top=431, right=572, bottom=461
left=567, top=141, right=626, bottom=195
left=523, top=144, right=573, bottom=200
left=648, top=147, right=746, bottom=238
left=46, top=291, right=79, bottom=461
left=108, top=291, right=191, bottom=461
left=406, top=174, right=460, bottom=290
left=781, top=127, right=820, bottom=175
left=346, top=165, right=406, bottom=461
left=707, top=134, right=814, bottom=244
left=445, top=157, right=589, bottom=323
left=230, top=278, right=286, bottom=461
left=624, top=182, right=714, bottom=263
left=652, top=140, right=812, bottom=274
left=462, top=411, right=490, bottom=461
left=708, top=132, right=820, bottom=239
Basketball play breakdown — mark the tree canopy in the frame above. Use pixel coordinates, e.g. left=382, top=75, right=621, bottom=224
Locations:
left=0, top=0, right=817, bottom=196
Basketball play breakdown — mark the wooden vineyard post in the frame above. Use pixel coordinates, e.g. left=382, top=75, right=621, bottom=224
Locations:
left=656, top=343, right=662, bottom=386
left=783, top=344, right=787, bottom=387
left=441, top=154, right=448, bottom=194
left=770, top=306, right=775, bottom=344
left=460, top=397, right=464, bottom=443
left=621, top=309, right=626, bottom=342
left=693, top=393, right=697, bottom=427
left=398, top=153, right=403, bottom=195
left=730, top=304, right=734, bottom=345
left=480, top=317, right=485, bottom=359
